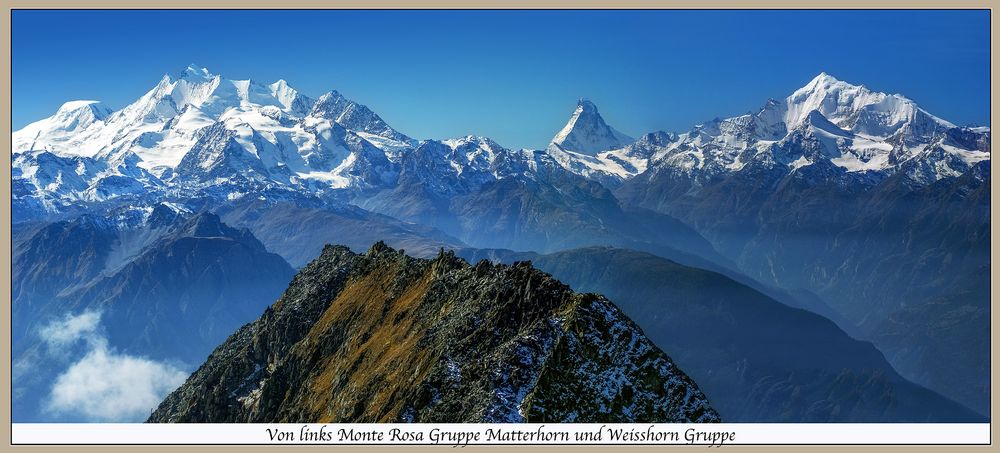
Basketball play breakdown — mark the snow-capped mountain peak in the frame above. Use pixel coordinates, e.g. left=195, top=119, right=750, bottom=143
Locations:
left=785, top=72, right=880, bottom=130
left=11, top=100, right=112, bottom=155
left=308, top=90, right=410, bottom=142
left=57, top=100, right=110, bottom=117
left=11, top=65, right=424, bottom=218
left=784, top=72, right=955, bottom=139
left=542, top=99, right=655, bottom=187
left=269, top=79, right=308, bottom=113
left=549, top=98, right=634, bottom=155
left=50, top=100, right=112, bottom=130
left=623, top=72, right=988, bottom=185
left=10, top=67, right=989, bottom=222
left=179, top=64, right=214, bottom=82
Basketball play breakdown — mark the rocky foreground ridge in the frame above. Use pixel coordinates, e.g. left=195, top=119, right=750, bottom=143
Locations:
left=148, top=242, right=719, bottom=423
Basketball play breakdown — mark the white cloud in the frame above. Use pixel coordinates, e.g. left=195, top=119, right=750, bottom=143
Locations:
left=39, top=312, right=190, bottom=422
left=39, top=310, right=101, bottom=348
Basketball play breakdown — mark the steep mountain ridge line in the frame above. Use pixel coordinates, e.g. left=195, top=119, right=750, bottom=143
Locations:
left=149, top=241, right=720, bottom=423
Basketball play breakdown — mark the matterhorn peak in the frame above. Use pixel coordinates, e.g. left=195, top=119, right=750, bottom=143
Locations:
left=549, top=98, right=634, bottom=156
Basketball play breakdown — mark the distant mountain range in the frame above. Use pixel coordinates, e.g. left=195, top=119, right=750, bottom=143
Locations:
left=458, top=246, right=982, bottom=422
left=15, top=67, right=985, bottom=224
left=11, top=65, right=989, bottom=422
left=12, top=206, right=295, bottom=421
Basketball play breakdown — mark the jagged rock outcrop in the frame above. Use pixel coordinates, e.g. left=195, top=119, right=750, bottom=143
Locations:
left=149, top=242, right=719, bottom=423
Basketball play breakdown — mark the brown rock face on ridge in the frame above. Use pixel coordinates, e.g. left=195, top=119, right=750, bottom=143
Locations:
left=148, top=241, right=719, bottom=423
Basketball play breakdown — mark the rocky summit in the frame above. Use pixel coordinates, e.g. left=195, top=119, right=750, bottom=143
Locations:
left=148, top=242, right=719, bottom=423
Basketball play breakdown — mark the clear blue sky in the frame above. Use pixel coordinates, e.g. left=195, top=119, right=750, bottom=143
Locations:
left=12, top=10, right=990, bottom=149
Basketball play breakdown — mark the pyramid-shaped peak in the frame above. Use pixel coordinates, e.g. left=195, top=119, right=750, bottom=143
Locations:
left=797, top=72, right=864, bottom=95
left=550, top=98, right=634, bottom=156
left=807, top=72, right=850, bottom=87
left=785, top=72, right=881, bottom=129
left=814, top=71, right=835, bottom=81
